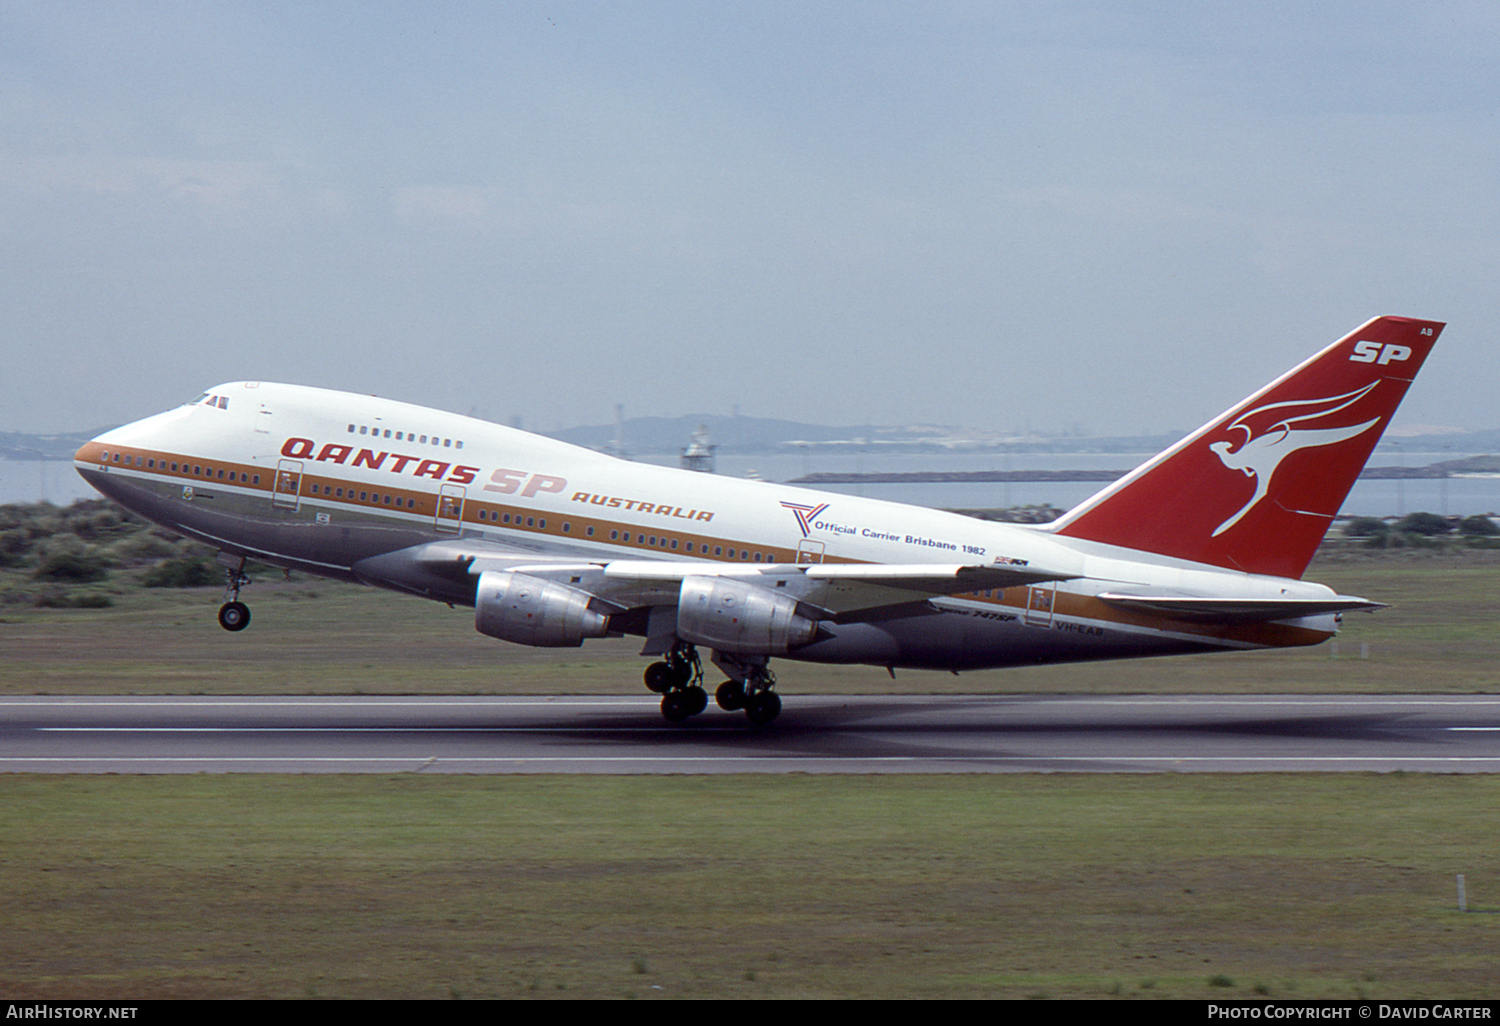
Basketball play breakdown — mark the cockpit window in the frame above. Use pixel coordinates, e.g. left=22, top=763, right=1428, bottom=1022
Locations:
left=187, top=393, right=210, bottom=406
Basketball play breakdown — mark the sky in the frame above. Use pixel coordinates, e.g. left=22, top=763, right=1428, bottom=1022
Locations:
left=3, top=1, right=1497, bottom=438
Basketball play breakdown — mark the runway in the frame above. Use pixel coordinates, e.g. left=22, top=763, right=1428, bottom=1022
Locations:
left=3, top=694, right=1500, bottom=773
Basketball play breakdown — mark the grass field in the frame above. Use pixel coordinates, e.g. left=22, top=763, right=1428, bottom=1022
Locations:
left=2, top=545, right=1497, bottom=696
left=2, top=547, right=1498, bottom=998
left=2, top=774, right=1498, bottom=999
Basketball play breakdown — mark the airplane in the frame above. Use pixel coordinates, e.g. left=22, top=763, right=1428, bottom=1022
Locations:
left=74, top=315, right=1442, bottom=724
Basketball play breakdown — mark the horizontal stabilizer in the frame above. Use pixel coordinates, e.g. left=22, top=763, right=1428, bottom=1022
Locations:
left=1096, top=593, right=1385, bottom=623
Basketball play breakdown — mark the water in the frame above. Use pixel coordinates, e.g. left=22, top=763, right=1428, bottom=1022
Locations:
left=703, top=451, right=1500, bottom=518
left=11, top=451, right=1499, bottom=517
left=1, top=461, right=100, bottom=507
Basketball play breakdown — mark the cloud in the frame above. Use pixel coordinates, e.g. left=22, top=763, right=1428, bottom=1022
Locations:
left=392, top=184, right=493, bottom=226
left=1, top=152, right=283, bottom=209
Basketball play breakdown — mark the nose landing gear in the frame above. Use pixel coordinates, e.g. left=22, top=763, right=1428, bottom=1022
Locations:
left=217, top=555, right=252, bottom=632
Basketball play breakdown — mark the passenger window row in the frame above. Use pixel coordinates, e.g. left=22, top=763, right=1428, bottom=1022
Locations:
left=100, top=450, right=259, bottom=485
left=348, top=424, right=463, bottom=449
left=600, top=527, right=774, bottom=562
left=306, top=482, right=417, bottom=508
left=469, top=503, right=779, bottom=563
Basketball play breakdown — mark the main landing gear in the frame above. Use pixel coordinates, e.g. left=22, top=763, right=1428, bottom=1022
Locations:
left=644, top=642, right=706, bottom=722
left=642, top=643, right=781, bottom=725
left=710, top=672, right=781, bottom=726
left=217, top=556, right=252, bottom=632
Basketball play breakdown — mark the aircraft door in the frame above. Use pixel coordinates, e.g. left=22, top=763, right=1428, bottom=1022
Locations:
left=1024, top=582, right=1055, bottom=628
left=436, top=484, right=465, bottom=533
left=795, top=539, right=826, bottom=564
left=273, top=460, right=303, bottom=511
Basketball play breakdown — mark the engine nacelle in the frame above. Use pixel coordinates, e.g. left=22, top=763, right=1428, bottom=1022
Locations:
left=474, top=570, right=611, bottom=648
left=675, top=576, right=819, bottom=654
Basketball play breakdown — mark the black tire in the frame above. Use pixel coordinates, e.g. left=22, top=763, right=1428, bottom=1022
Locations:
left=715, top=680, right=746, bottom=711
left=218, top=601, right=251, bottom=632
left=745, top=690, right=781, bottom=726
left=661, top=691, right=694, bottom=723
left=643, top=662, right=673, bottom=693
left=683, top=685, right=708, bottom=716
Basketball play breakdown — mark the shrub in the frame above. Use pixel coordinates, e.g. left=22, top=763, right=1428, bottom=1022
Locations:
left=1458, top=515, right=1499, bottom=536
left=32, top=549, right=109, bottom=582
left=1343, top=517, right=1389, bottom=537
left=140, top=557, right=218, bottom=588
left=104, top=532, right=179, bottom=565
left=33, top=588, right=115, bottom=608
left=1395, top=512, right=1451, bottom=536
left=35, top=588, right=114, bottom=606
left=0, top=528, right=31, bottom=559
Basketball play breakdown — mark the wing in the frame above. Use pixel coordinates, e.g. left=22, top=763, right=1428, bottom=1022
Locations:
left=591, top=558, right=1075, bottom=623
left=351, top=537, right=1076, bottom=623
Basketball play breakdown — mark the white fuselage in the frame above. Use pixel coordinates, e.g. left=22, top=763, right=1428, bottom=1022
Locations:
left=76, top=381, right=1343, bottom=674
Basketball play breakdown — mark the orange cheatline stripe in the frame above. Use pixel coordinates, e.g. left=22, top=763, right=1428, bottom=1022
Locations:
left=79, top=442, right=1331, bottom=648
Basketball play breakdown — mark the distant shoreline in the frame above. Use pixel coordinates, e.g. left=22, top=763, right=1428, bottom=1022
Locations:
left=788, top=460, right=1495, bottom=485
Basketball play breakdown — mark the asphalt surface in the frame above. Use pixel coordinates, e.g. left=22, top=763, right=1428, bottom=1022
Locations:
left=3, top=694, right=1500, bottom=773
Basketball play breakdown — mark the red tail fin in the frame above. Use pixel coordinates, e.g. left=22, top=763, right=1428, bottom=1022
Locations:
left=1052, top=316, right=1444, bottom=578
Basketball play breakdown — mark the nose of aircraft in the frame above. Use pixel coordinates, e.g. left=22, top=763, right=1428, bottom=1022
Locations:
left=74, top=434, right=105, bottom=475
left=72, top=402, right=186, bottom=486
left=74, top=435, right=99, bottom=463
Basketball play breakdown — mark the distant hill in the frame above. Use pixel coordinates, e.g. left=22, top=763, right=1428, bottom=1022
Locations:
left=0, top=430, right=102, bottom=461
left=544, top=414, right=1186, bottom=456
left=547, top=414, right=885, bottom=454
left=9, top=417, right=1500, bottom=462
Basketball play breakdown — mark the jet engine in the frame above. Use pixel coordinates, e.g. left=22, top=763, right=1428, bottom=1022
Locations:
left=675, top=576, right=819, bottom=654
left=474, top=570, right=611, bottom=647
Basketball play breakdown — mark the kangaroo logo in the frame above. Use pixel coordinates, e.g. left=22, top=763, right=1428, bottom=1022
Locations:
left=1208, top=382, right=1382, bottom=537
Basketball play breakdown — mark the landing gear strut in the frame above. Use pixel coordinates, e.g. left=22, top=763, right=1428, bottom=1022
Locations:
left=218, top=555, right=252, bottom=632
